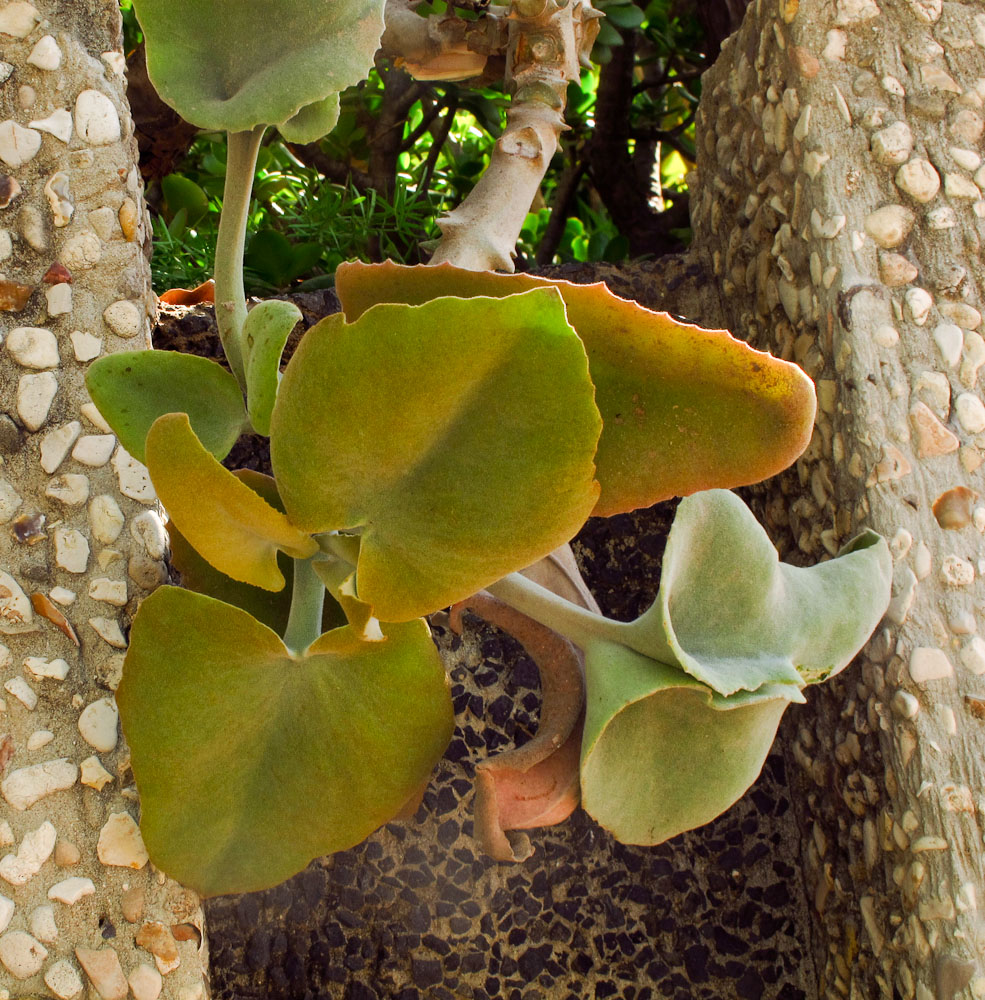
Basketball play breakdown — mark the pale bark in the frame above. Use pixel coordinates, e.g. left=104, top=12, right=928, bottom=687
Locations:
left=689, top=0, right=985, bottom=996
left=0, top=2, right=206, bottom=996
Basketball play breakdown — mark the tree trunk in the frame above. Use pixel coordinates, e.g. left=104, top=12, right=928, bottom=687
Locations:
left=0, top=2, right=206, bottom=997
left=688, top=0, right=985, bottom=996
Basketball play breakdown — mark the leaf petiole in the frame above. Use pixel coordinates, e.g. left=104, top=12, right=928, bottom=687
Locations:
left=282, top=556, right=326, bottom=655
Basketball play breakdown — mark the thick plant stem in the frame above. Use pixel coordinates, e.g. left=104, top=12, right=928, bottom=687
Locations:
left=284, top=557, right=327, bottom=654
left=215, top=124, right=266, bottom=387
left=488, top=572, right=631, bottom=652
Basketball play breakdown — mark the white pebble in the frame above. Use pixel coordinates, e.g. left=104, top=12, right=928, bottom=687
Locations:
left=892, top=690, right=919, bottom=718
left=933, top=323, right=963, bottom=367
left=960, top=636, right=985, bottom=674
left=26, top=729, right=53, bottom=750
left=956, top=393, right=985, bottom=433
left=0, top=820, right=56, bottom=884
left=941, top=554, right=975, bottom=586
left=909, top=647, right=954, bottom=683
left=60, top=231, right=101, bottom=270
left=88, top=205, right=119, bottom=241
left=951, top=146, right=981, bottom=171
left=23, top=656, right=69, bottom=680
left=945, top=173, right=981, bottom=199
left=79, top=755, right=113, bottom=791
left=4, top=677, right=37, bottom=710
left=71, top=434, right=115, bottom=467
left=97, top=812, right=149, bottom=869
left=53, top=526, right=89, bottom=574
left=131, top=510, right=168, bottom=559
left=0, top=121, right=41, bottom=167
left=78, top=697, right=118, bottom=752
left=40, top=421, right=81, bottom=474
left=16, top=371, right=57, bottom=431
left=80, top=402, right=112, bottom=433
left=864, top=205, right=915, bottom=248
left=0, top=2, right=39, bottom=37
left=129, top=963, right=163, bottom=1000
left=905, top=288, right=933, bottom=326
left=70, top=330, right=102, bottom=362
left=45, top=959, right=84, bottom=1000
left=0, top=479, right=20, bottom=523
left=896, top=158, right=940, bottom=202
left=102, top=299, right=141, bottom=339
left=45, top=282, right=72, bottom=315
left=29, top=108, right=73, bottom=143
left=88, top=616, right=127, bottom=649
left=112, top=446, right=155, bottom=503
left=46, top=474, right=90, bottom=507
left=6, top=326, right=58, bottom=368
left=0, top=823, right=11, bottom=847
left=871, top=121, right=913, bottom=165
left=48, top=876, right=95, bottom=905
left=48, top=586, right=75, bottom=606
left=88, top=577, right=127, bottom=606
left=74, top=90, right=121, bottom=146
left=926, top=205, right=956, bottom=229
left=27, top=35, right=61, bottom=71
left=89, top=494, right=124, bottom=544
left=29, top=905, right=57, bottom=942
left=0, top=895, right=12, bottom=934
left=0, top=571, right=33, bottom=635
left=0, top=929, right=47, bottom=979
left=1, top=758, right=78, bottom=810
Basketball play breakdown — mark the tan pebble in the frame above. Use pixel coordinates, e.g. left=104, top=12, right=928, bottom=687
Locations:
left=957, top=392, right=985, bottom=433
left=0, top=2, right=40, bottom=38
left=54, top=839, right=81, bottom=867
left=136, top=921, right=179, bottom=965
left=119, top=198, right=138, bottom=241
left=129, top=963, right=163, bottom=1000
left=97, top=811, right=149, bottom=869
left=75, top=946, right=128, bottom=1000
left=789, top=45, right=819, bottom=77
left=120, top=885, right=145, bottom=923
left=933, top=487, right=977, bottom=528
left=940, top=301, right=981, bottom=329
left=905, top=287, right=933, bottom=325
left=896, top=158, right=940, bottom=202
left=961, top=332, right=985, bottom=387
left=941, top=554, right=975, bottom=586
left=909, top=401, right=959, bottom=456
left=922, top=64, right=960, bottom=93
left=879, top=252, right=918, bottom=286
left=867, top=445, right=912, bottom=484
left=865, top=205, right=915, bottom=248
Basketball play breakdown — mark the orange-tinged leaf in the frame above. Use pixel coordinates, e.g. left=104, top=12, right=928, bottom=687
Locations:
left=145, top=413, right=316, bottom=591
left=336, top=260, right=816, bottom=516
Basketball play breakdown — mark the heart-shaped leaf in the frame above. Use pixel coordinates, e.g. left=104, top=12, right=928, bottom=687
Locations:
left=269, top=288, right=602, bottom=621
left=117, top=586, right=454, bottom=895
left=579, top=641, right=793, bottom=845
left=169, top=470, right=346, bottom=634
left=621, top=490, right=893, bottom=696
left=335, top=261, right=816, bottom=516
left=132, top=0, right=386, bottom=134
left=86, top=351, right=247, bottom=464
left=243, top=299, right=303, bottom=435
left=146, top=414, right=316, bottom=591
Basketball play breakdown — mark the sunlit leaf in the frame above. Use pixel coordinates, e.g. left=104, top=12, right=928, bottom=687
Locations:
left=132, top=0, right=386, bottom=134
left=335, top=260, right=816, bottom=516
left=146, top=414, right=316, bottom=591
left=118, top=587, right=454, bottom=894
left=86, top=351, right=246, bottom=464
left=270, top=289, right=601, bottom=621
left=279, top=93, right=341, bottom=143
left=243, top=300, right=302, bottom=435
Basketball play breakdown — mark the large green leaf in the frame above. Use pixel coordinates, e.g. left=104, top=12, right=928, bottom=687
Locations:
left=132, top=0, right=386, bottom=134
left=243, top=299, right=302, bottom=435
left=146, top=414, right=317, bottom=591
left=580, top=642, right=793, bottom=845
left=269, top=288, right=602, bottom=621
left=118, top=587, right=454, bottom=894
left=86, top=351, right=247, bottom=464
left=335, top=261, right=816, bottom=516
left=620, top=490, right=893, bottom=696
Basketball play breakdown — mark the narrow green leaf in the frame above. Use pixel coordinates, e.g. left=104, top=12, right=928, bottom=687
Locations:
left=118, top=587, right=454, bottom=895
left=85, top=351, right=246, bottom=464
left=146, top=414, right=317, bottom=591
left=335, top=261, right=816, bottom=517
left=270, top=289, right=602, bottom=621
left=132, top=0, right=386, bottom=133
left=243, top=300, right=303, bottom=435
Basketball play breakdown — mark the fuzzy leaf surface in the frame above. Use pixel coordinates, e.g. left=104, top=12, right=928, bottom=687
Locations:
left=131, top=0, right=386, bottom=133
left=269, top=289, right=601, bottom=621
left=86, top=351, right=246, bottom=463
left=243, top=300, right=302, bottom=435
left=622, top=490, right=893, bottom=696
left=118, top=587, right=454, bottom=895
left=336, top=261, right=816, bottom=516
left=146, top=414, right=316, bottom=591
left=580, top=641, right=792, bottom=845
